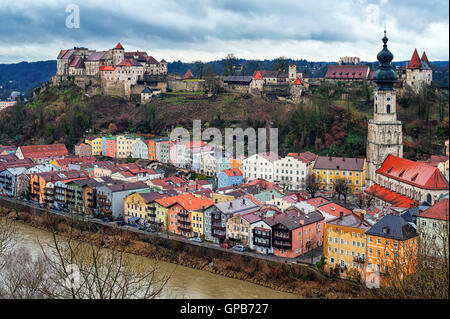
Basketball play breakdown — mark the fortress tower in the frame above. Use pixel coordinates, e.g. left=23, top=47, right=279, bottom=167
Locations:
left=112, top=42, right=125, bottom=66
left=366, top=31, right=403, bottom=186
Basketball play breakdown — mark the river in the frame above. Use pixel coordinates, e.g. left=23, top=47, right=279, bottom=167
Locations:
left=7, top=220, right=300, bottom=299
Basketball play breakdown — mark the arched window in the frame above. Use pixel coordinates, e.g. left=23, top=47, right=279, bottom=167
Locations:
left=427, top=193, right=432, bottom=204
left=375, top=103, right=377, bottom=113
left=386, top=104, right=391, bottom=113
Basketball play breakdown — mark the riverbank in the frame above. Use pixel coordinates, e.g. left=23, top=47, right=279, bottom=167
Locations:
left=0, top=204, right=373, bottom=298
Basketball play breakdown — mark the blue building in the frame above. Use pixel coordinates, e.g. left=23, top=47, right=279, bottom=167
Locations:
left=217, top=168, right=243, bottom=189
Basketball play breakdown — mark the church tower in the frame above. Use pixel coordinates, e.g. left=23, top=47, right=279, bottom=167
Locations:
left=366, top=31, right=403, bottom=186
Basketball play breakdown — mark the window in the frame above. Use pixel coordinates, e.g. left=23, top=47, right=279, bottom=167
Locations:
left=387, top=104, right=391, bottom=113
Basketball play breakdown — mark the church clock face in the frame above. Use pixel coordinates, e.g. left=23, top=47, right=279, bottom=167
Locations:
left=386, top=97, right=391, bottom=101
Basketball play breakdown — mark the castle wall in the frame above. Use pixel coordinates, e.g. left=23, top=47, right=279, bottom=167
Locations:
left=168, top=79, right=205, bottom=92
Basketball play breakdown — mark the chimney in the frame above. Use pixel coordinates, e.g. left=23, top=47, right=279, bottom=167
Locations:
left=229, top=202, right=233, bottom=209
left=339, top=211, right=344, bottom=219
left=342, top=157, right=345, bottom=162
left=300, top=219, right=304, bottom=225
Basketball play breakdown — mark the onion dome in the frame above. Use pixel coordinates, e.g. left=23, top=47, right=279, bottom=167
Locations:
left=373, top=31, right=397, bottom=90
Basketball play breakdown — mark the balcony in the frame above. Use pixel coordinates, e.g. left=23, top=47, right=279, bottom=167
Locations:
left=253, top=230, right=271, bottom=239
left=177, top=211, right=189, bottom=217
left=178, top=219, right=190, bottom=226
left=177, top=225, right=191, bottom=232
left=211, top=215, right=221, bottom=222
left=272, top=241, right=292, bottom=249
left=253, top=239, right=271, bottom=248
left=148, top=211, right=156, bottom=217
left=212, top=224, right=225, bottom=231
left=273, top=234, right=290, bottom=242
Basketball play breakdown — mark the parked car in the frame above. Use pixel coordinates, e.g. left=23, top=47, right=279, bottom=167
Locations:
left=189, top=237, right=203, bottom=243
left=220, top=243, right=231, bottom=249
left=146, top=226, right=156, bottom=232
left=138, top=225, right=146, bottom=231
left=232, top=245, right=246, bottom=252
left=116, top=221, right=126, bottom=226
left=102, top=217, right=112, bottom=222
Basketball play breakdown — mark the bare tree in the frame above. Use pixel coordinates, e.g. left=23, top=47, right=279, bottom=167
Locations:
left=374, top=219, right=449, bottom=299
left=305, top=173, right=320, bottom=198
left=333, top=178, right=349, bottom=202
left=0, top=216, right=16, bottom=258
left=37, top=215, right=172, bottom=299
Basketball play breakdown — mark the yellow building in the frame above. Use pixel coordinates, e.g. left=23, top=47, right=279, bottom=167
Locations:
left=85, top=136, right=103, bottom=156
left=313, top=156, right=366, bottom=194
left=323, top=212, right=369, bottom=281
left=124, top=191, right=168, bottom=229
left=212, top=192, right=237, bottom=204
left=116, top=135, right=140, bottom=158
left=191, top=209, right=204, bottom=238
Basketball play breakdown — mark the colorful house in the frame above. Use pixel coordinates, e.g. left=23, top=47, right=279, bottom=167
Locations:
left=217, top=168, right=243, bottom=189
left=313, top=156, right=366, bottom=194
left=324, top=212, right=374, bottom=280
left=159, top=193, right=213, bottom=238
left=102, top=136, right=117, bottom=158
left=265, top=209, right=324, bottom=258
left=85, top=136, right=103, bottom=156
left=365, top=214, right=418, bottom=288
left=124, top=191, right=167, bottom=225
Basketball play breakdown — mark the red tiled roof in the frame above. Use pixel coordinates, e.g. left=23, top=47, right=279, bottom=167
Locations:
left=20, top=144, right=68, bottom=159
left=100, top=65, right=115, bottom=71
left=287, top=151, right=318, bottom=163
left=57, top=49, right=68, bottom=59
left=366, top=184, right=418, bottom=208
left=184, top=69, right=194, bottom=79
left=421, top=51, right=430, bottom=64
left=306, top=196, right=330, bottom=207
left=86, top=51, right=107, bottom=61
left=222, top=168, right=242, bottom=177
left=253, top=71, right=263, bottom=80
left=419, top=199, right=449, bottom=221
left=377, top=155, right=448, bottom=190
left=146, top=56, right=160, bottom=65
left=117, top=58, right=142, bottom=67
left=293, top=78, right=302, bottom=85
left=114, top=42, right=124, bottom=50
left=325, top=65, right=369, bottom=80
left=69, top=56, right=84, bottom=68
left=368, top=70, right=376, bottom=81
left=317, top=202, right=352, bottom=218
left=408, top=49, right=423, bottom=69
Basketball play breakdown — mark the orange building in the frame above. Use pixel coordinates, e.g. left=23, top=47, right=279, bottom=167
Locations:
left=365, top=213, right=417, bottom=287
left=157, top=193, right=213, bottom=237
left=229, top=156, right=244, bottom=171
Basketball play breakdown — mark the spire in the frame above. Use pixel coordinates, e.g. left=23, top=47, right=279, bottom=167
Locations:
left=372, top=30, right=397, bottom=90
left=408, top=49, right=422, bottom=69
left=114, top=42, right=124, bottom=50
left=420, top=51, right=431, bottom=69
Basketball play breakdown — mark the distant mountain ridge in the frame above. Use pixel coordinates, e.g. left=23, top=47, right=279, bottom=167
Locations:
left=0, top=58, right=448, bottom=98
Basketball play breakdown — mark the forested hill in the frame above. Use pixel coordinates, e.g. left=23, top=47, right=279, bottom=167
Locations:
left=0, top=60, right=56, bottom=98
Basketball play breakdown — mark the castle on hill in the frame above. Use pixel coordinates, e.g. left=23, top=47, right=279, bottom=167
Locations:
left=51, top=42, right=168, bottom=98
left=400, top=49, right=433, bottom=93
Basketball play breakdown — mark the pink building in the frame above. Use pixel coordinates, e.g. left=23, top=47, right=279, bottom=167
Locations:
left=104, top=138, right=117, bottom=158
left=265, top=208, right=324, bottom=258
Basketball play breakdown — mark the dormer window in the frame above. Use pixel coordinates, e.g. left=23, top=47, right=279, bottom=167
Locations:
left=411, top=173, right=418, bottom=182
left=399, top=169, right=405, bottom=177
left=387, top=167, right=393, bottom=174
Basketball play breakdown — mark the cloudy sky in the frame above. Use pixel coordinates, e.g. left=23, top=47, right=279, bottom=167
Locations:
left=0, top=0, right=448, bottom=63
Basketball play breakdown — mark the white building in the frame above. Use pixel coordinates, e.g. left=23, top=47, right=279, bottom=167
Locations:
left=243, top=152, right=280, bottom=182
